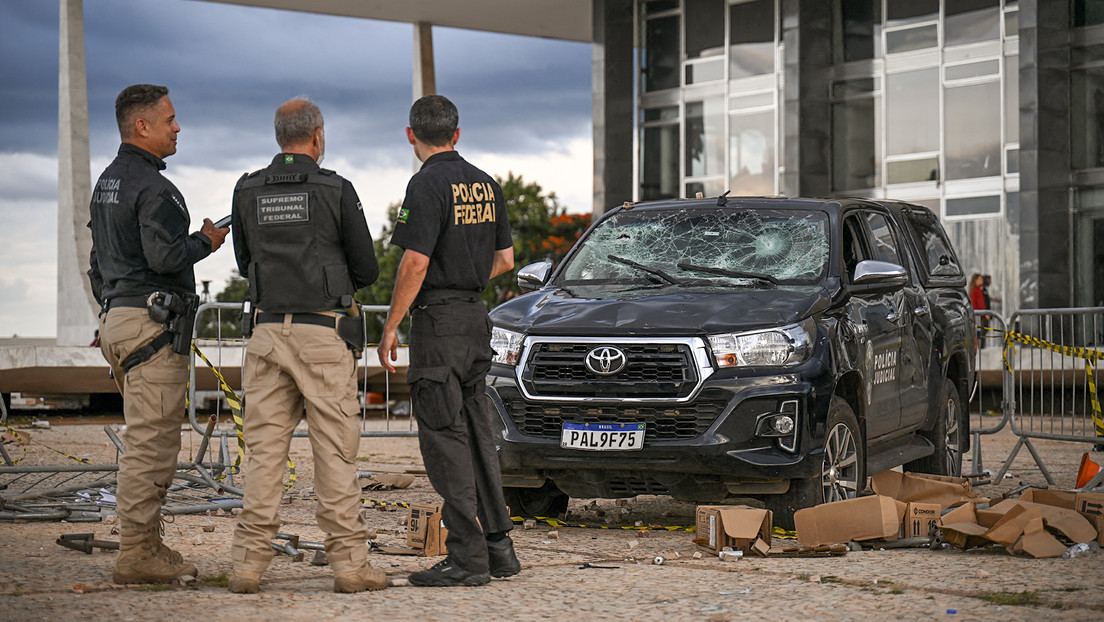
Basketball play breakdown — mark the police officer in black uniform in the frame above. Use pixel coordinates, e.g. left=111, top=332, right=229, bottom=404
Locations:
left=88, top=84, right=228, bottom=584
left=378, top=94, right=518, bottom=587
left=228, top=96, right=385, bottom=594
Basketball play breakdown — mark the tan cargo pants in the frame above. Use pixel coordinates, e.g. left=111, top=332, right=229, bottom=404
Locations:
left=231, top=318, right=369, bottom=575
left=99, top=307, right=188, bottom=534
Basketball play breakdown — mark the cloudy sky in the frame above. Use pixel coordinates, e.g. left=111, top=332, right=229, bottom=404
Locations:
left=0, top=0, right=593, bottom=338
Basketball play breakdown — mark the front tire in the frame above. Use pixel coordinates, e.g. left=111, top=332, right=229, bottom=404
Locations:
left=502, top=480, right=569, bottom=518
left=905, top=378, right=963, bottom=476
left=766, top=397, right=865, bottom=530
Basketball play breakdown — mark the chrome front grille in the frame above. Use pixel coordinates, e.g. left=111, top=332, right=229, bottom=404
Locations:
left=521, top=339, right=702, bottom=399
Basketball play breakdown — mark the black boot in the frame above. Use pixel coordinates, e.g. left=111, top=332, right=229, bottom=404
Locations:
left=487, top=536, right=520, bottom=578
left=408, top=557, right=490, bottom=587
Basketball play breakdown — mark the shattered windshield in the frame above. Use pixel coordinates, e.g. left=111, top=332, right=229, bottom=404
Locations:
left=558, top=207, right=829, bottom=287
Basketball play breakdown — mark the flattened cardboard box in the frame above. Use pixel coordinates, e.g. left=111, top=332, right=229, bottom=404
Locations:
left=423, top=511, right=449, bottom=557
left=793, top=495, right=906, bottom=548
left=937, top=503, right=990, bottom=549
left=871, top=470, right=982, bottom=507
left=939, top=500, right=1094, bottom=558
left=976, top=499, right=1097, bottom=543
left=694, top=505, right=772, bottom=554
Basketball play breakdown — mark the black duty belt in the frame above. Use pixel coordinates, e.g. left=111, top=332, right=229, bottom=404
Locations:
left=255, top=312, right=336, bottom=329
left=414, top=289, right=482, bottom=306
left=106, top=295, right=149, bottom=310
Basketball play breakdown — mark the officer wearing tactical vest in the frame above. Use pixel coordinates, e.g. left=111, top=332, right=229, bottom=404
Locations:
left=228, top=96, right=383, bottom=594
left=378, top=95, right=518, bottom=587
left=88, top=84, right=229, bottom=584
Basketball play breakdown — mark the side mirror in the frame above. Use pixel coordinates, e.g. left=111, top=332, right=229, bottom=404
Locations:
left=851, top=260, right=907, bottom=293
left=517, top=261, right=553, bottom=293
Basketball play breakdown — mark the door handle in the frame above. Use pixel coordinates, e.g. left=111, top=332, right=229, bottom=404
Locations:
left=886, top=311, right=900, bottom=323
left=914, top=305, right=929, bottom=316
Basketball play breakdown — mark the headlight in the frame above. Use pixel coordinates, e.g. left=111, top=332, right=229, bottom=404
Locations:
left=490, top=326, right=525, bottom=366
left=707, top=319, right=815, bottom=368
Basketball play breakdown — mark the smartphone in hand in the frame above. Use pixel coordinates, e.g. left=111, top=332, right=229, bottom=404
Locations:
left=214, top=215, right=231, bottom=228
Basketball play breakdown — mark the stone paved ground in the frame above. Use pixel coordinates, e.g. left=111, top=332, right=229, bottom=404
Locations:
left=1, top=413, right=1102, bottom=621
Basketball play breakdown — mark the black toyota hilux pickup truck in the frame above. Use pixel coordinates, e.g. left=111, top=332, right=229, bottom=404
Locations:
left=487, top=196, right=974, bottom=528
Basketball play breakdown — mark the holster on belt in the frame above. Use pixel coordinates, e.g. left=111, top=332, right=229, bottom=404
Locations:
left=146, top=291, right=200, bottom=356
left=240, top=300, right=254, bottom=338
left=337, top=294, right=365, bottom=356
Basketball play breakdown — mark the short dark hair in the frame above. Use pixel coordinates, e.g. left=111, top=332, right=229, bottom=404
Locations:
left=115, top=84, right=169, bottom=137
left=409, top=95, right=458, bottom=146
left=274, top=96, right=323, bottom=149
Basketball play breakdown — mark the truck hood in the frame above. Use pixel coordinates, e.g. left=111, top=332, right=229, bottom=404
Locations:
left=490, top=284, right=831, bottom=336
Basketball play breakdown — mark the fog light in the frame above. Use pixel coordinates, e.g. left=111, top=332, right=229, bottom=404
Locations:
left=771, top=415, right=794, bottom=435
left=754, top=399, right=800, bottom=454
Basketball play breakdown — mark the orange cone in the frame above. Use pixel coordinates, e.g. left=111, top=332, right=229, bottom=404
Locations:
left=1076, top=452, right=1103, bottom=489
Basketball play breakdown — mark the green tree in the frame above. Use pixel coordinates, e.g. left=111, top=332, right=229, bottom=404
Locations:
left=492, top=172, right=590, bottom=305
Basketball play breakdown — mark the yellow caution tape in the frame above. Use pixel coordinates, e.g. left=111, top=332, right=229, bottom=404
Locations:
left=772, top=525, right=798, bottom=540
left=191, top=342, right=296, bottom=492
left=510, top=515, right=696, bottom=532
left=361, top=498, right=410, bottom=509
left=991, top=327, right=1104, bottom=438
left=1, top=421, right=27, bottom=465
left=0, top=420, right=90, bottom=465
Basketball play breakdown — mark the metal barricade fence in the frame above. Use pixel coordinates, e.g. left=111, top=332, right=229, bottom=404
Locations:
left=186, top=301, right=416, bottom=453
left=992, top=306, right=1104, bottom=487
left=966, top=309, right=1010, bottom=480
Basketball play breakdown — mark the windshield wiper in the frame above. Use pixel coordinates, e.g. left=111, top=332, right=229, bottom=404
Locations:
left=608, top=254, right=680, bottom=285
left=676, top=262, right=780, bottom=286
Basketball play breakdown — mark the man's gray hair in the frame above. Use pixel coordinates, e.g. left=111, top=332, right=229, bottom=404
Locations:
left=274, top=96, right=323, bottom=149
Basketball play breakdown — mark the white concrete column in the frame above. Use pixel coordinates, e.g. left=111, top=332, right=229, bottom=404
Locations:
left=412, top=22, right=436, bottom=171
left=413, top=22, right=436, bottom=100
left=57, top=0, right=98, bottom=345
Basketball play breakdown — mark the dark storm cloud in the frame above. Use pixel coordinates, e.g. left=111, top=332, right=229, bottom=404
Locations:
left=434, top=28, right=593, bottom=155
left=0, top=0, right=591, bottom=170
left=0, top=2, right=62, bottom=155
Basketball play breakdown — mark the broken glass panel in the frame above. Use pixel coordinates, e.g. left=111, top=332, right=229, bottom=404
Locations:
left=558, top=207, right=830, bottom=286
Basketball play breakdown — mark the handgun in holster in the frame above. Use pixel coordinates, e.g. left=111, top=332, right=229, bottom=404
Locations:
left=147, top=291, right=200, bottom=356
left=337, top=294, right=366, bottom=357
left=240, top=299, right=254, bottom=338
left=122, top=291, right=199, bottom=372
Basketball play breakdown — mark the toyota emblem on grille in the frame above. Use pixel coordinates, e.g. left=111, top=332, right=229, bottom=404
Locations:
left=585, top=346, right=627, bottom=375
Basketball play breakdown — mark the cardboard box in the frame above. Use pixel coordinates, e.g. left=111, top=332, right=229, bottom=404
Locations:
left=693, top=505, right=772, bottom=554
left=871, top=470, right=981, bottom=507
left=1020, top=488, right=1077, bottom=509
left=423, top=510, right=449, bottom=557
left=406, top=502, right=440, bottom=549
left=1074, top=491, right=1104, bottom=517
left=793, top=495, right=906, bottom=547
left=903, top=502, right=941, bottom=538
left=1089, top=515, right=1104, bottom=546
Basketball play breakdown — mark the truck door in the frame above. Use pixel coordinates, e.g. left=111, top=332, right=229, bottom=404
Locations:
left=865, top=211, right=932, bottom=431
left=842, top=211, right=904, bottom=439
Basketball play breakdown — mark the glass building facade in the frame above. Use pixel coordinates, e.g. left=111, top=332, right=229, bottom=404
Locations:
left=634, top=0, right=1104, bottom=311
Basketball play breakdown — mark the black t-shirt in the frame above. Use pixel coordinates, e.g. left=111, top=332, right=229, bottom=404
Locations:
left=391, top=151, right=511, bottom=292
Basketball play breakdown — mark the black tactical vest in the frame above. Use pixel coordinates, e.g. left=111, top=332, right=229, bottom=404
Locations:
left=234, top=168, right=354, bottom=313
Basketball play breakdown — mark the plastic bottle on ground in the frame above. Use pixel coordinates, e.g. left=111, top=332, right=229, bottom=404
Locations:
left=1062, top=542, right=1101, bottom=559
